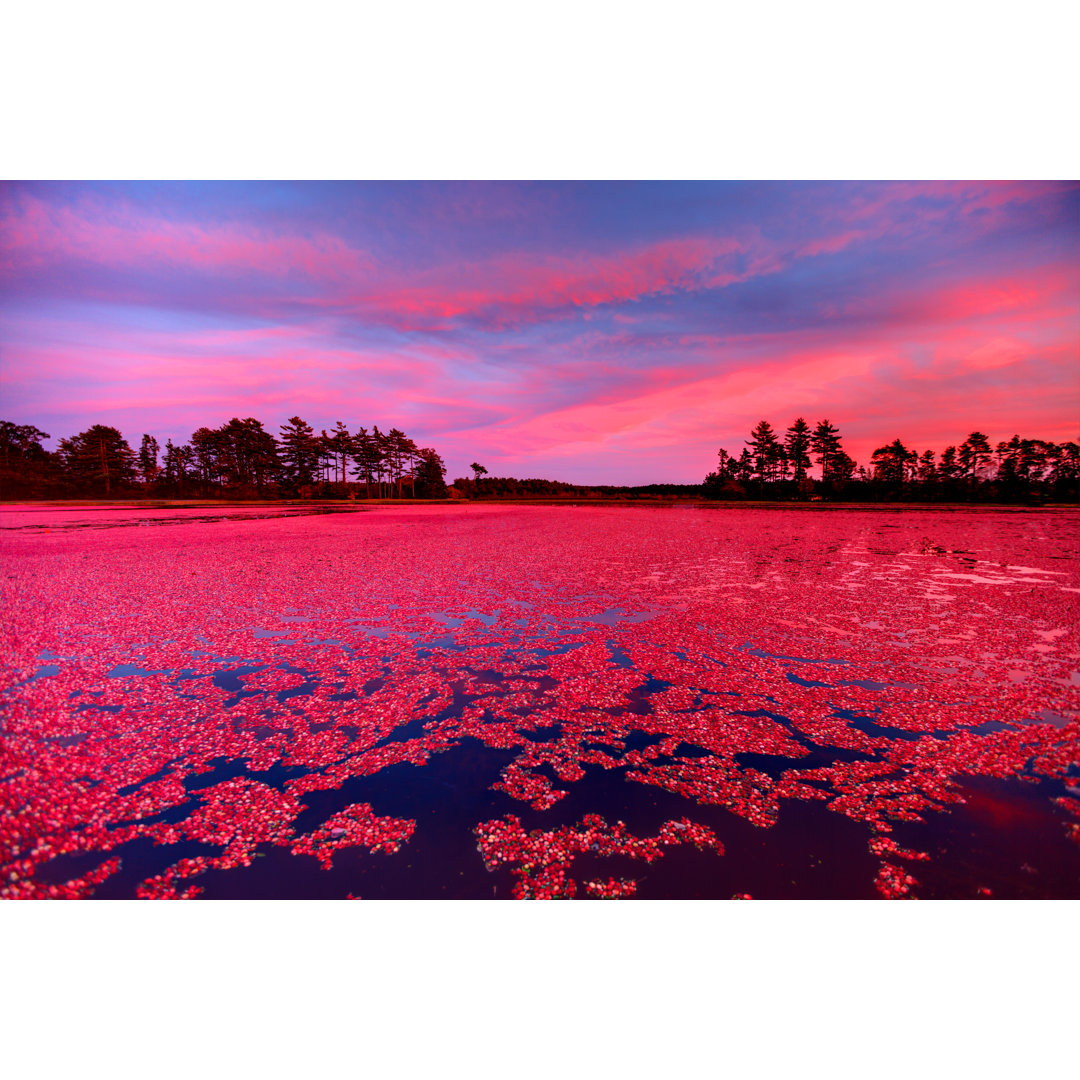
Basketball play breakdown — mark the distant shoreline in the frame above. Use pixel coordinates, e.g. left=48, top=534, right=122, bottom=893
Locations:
left=2, top=498, right=1076, bottom=512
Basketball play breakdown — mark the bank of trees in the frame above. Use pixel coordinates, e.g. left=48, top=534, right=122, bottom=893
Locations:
left=0, top=416, right=447, bottom=500
left=3, top=411, right=1076, bottom=503
left=451, top=475, right=599, bottom=498
left=704, top=418, right=1079, bottom=502
left=705, top=417, right=857, bottom=497
left=449, top=476, right=713, bottom=500
left=861, top=431, right=1078, bottom=502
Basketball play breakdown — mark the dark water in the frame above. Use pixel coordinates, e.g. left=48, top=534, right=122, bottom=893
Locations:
left=26, top=655, right=1079, bottom=900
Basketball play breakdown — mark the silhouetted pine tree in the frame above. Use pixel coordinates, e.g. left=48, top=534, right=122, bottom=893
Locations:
left=870, top=438, right=916, bottom=488
left=279, top=416, right=318, bottom=489
left=785, top=418, right=812, bottom=482
left=959, top=431, right=992, bottom=484
left=811, top=420, right=842, bottom=482
left=414, top=448, right=447, bottom=497
left=138, top=435, right=160, bottom=486
left=747, top=420, right=780, bottom=483
left=57, top=425, right=136, bottom=496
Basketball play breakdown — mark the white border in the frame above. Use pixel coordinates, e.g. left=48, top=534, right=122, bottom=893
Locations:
left=1, top=1, right=1077, bottom=178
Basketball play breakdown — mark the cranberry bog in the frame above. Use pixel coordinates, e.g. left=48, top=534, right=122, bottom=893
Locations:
left=2, top=503, right=1078, bottom=900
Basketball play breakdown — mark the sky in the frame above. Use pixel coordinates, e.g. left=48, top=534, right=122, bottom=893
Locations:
left=1, top=180, right=1077, bottom=484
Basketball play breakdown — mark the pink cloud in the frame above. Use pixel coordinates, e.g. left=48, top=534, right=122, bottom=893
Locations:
left=0, top=192, right=373, bottom=281
left=796, top=229, right=867, bottom=258
left=336, top=184, right=1074, bottom=332
left=818, top=261, right=1078, bottom=336
left=788, top=182, right=1072, bottom=263
left=1, top=192, right=770, bottom=331
left=339, top=235, right=752, bottom=330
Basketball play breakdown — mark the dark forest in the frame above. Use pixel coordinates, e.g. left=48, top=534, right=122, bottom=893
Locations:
left=1, top=414, right=1077, bottom=503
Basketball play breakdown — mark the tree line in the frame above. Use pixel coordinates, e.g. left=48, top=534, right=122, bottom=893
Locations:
left=451, top=474, right=596, bottom=499
left=704, top=417, right=1079, bottom=502
left=0, top=417, right=448, bottom=499
left=3, top=413, right=1076, bottom=503
left=452, top=474, right=704, bottom=499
